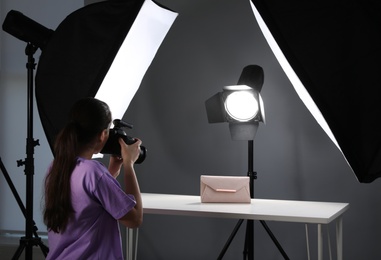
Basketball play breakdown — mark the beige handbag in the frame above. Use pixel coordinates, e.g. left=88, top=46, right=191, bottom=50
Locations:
left=200, top=175, right=251, bottom=203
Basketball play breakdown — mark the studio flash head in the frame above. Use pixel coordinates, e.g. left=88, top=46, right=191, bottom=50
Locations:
left=101, top=119, right=146, bottom=164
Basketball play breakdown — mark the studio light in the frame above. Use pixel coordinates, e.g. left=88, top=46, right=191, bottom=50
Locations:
left=2, top=9, right=53, bottom=260
left=2, top=10, right=53, bottom=50
left=205, top=65, right=265, bottom=140
left=35, top=0, right=177, bottom=154
left=224, top=86, right=260, bottom=122
left=205, top=65, right=288, bottom=259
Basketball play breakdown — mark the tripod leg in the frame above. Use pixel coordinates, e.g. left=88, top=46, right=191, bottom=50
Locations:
left=37, top=239, right=49, bottom=257
left=12, top=238, right=26, bottom=260
left=217, top=219, right=244, bottom=260
left=260, top=220, right=289, bottom=260
left=243, top=220, right=254, bottom=260
left=0, top=158, right=27, bottom=218
left=12, top=237, right=49, bottom=259
left=1, top=157, right=49, bottom=258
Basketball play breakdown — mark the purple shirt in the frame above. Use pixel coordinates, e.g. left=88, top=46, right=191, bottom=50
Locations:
left=46, top=157, right=136, bottom=260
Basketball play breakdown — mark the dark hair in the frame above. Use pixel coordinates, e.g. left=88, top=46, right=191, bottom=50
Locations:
left=43, top=97, right=111, bottom=233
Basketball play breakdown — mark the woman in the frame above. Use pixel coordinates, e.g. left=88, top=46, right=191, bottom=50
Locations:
left=43, top=97, right=143, bottom=259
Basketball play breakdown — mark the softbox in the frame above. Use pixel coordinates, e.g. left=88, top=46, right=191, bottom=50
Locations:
left=250, top=0, right=381, bottom=183
left=35, top=0, right=177, bottom=153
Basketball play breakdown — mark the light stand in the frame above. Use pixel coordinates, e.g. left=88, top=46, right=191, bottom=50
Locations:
left=205, top=65, right=289, bottom=259
left=0, top=43, right=49, bottom=260
left=244, top=140, right=255, bottom=259
left=2, top=10, right=52, bottom=259
left=217, top=140, right=288, bottom=260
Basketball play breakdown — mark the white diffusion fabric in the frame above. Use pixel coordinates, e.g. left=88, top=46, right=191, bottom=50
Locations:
left=249, top=1, right=339, bottom=150
left=95, top=0, right=178, bottom=122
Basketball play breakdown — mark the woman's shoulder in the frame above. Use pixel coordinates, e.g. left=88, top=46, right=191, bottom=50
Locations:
left=76, top=157, right=107, bottom=174
left=72, top=158, right=114, bottom=194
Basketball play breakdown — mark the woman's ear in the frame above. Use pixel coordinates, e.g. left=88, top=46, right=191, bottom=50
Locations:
left=93, top=129, right=109, bottom=154
left=99, top=129, right=109, bottom=143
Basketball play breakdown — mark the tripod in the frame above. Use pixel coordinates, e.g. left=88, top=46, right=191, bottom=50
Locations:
left=0, top=43, right=49, bottom=259
left=217, top=140, right=289, bottom=260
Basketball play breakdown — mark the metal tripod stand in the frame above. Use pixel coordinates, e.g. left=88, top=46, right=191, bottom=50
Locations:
left=0, top=43, right=49, bottom=259
left=217, top=140, right=289, bottom=260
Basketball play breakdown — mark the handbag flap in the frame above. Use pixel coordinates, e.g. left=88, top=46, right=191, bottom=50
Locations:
left=201, top=175, right=249, bottom=192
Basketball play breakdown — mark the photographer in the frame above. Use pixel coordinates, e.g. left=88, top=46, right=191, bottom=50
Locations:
left=43, top=97, right=143, bottom=259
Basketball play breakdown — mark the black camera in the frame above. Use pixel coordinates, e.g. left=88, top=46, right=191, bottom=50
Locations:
left=101, top=119, right=146, bottom=164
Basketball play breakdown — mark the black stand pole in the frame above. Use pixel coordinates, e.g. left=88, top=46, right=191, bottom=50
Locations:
left=0, top=43, right=49, bottom=259
left=217, top=140, right=289, bottom=260
left=243, top=140, right=256, bottom=259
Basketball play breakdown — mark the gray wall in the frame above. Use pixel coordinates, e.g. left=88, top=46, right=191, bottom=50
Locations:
left=1, top=0, right=381, bottom=259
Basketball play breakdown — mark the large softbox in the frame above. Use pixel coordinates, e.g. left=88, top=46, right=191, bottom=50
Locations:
left=250, top=0, right=381, bottom=183
left=35, top=0, right=177, bottom=153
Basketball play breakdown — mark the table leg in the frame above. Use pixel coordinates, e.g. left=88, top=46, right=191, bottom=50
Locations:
left=318, top=224, right=323, bottom=260
left=305, top=224, right=311, bottom=260
left=336, top=217, right=343, bottom=260
left=126, top=228, right=139, bottom=260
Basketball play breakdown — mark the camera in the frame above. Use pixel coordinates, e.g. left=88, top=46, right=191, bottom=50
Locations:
left=101, top=119, right=146, bottom=164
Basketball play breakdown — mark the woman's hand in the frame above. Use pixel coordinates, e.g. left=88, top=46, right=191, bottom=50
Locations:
left=118, top=138, right=142, bottom=166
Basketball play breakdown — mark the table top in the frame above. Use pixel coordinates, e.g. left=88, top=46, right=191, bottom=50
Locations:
left=142, top=193, right=349, bottom=224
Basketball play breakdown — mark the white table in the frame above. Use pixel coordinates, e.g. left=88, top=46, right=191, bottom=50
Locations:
left=127, top=193, right=349, bottom=260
